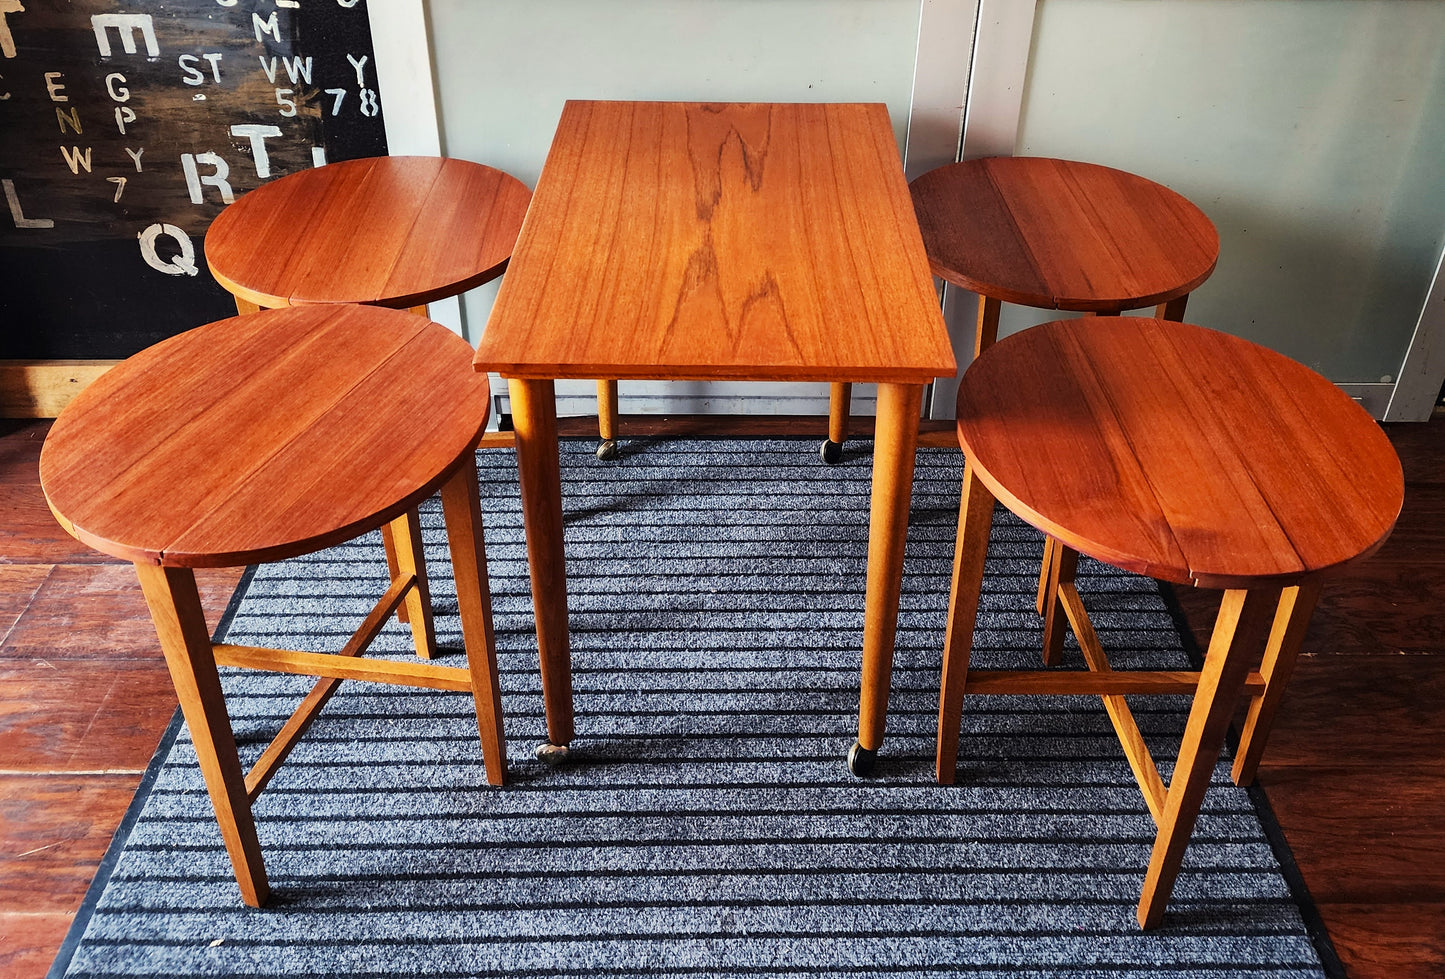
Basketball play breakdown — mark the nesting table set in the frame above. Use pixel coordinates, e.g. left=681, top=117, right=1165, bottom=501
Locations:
left=39, top=101, right=1402, bottom=929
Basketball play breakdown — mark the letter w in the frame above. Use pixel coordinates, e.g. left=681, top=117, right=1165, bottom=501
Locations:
left=60, top=145, right=93, bottom=174
left=281, top=56, right=311, bottom=84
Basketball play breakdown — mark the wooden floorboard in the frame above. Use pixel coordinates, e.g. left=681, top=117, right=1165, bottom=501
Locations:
left=1315, top=903, right=1445, bottom=979
left=0, top=418, right=244, bottom=979
left=0, top=412, right=1440, bottom=977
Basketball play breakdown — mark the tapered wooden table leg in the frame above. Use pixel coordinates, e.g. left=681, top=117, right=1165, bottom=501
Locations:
left=509, top=377, right=575, bottom=753
left=441, top=458, right=508, bottom=785
left=1232, top=580, right=1323, bottom=786
left=822, top=382, right=852, bottom=464
left=388, top=507, right=435, bottom=659
left=936, top=462, right=996, bottom=784
left=1137, top=587, right=1278, bottom=929
left=851, top=382, right=922, bottom=774
left=596, top=380, right=621, bottom=460
left=135, top=562, right=269, bottom=907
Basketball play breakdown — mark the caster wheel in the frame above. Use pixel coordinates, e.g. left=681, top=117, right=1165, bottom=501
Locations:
left=596, top=439, right=620, bottom=461
left=535, top=743, right=570, bottom=767
left=847, top=741, right=876, bottom=776
left=820, top=439, right=843, bottom=465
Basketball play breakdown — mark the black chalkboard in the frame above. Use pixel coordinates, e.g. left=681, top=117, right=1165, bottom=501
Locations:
left=0, top=0, right=387, bottom=359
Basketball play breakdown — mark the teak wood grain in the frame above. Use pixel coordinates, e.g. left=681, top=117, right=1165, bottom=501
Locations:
left=476, top=101, right=954, bottom=383
left=205, top=156, right=532, bottom=311
left=954, top=318, right=1403, bottom=589
left=39, top=305, right=491, bottom=568
left=909, top=157, right=1219, bottom=311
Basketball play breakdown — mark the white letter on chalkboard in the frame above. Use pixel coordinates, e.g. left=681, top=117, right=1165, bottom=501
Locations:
left=337, top=0, right=361, bottom=8
left=253, top=12, right=280, bottom=44
left=346, top=53, right=368, bottom=86
left=281, top=55, right=311, bottom=84
left=105, top=72, right=129, bottom=101
left=3, top=179, right=55, bottom=229
left=203, top=52, right=223, bottom=81
left=181, top=152, right=234, bottom=204
left=92, top=14, right=160, bottom=58
left=312, top=147, right=327, bottom=168
left=107, top=176, right=126, bottom=202
left=114, top=106, right=136, bottom=134
left=0, top=0, right=24, bottom=60
left=124, top=146, right=143, bottom=171
left=45, top=72, right=67, bottom=101
left=179, top=54, right=205, bottom=86
left=138, top=223, right=199, bottom=276
left=231, top=124, right=281, bottom=178
left=56, top=105, right=81, bottom=134
left=60, top=146, right=92, bottom=174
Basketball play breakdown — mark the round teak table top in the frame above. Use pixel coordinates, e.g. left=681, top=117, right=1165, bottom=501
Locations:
left=205, top=156, right=532, bottom=309
left=909, top=157, right=1219, bottom=311
left=954, top=318, right=1403, bottom=589
left=40, top=305, right=491, bottom=569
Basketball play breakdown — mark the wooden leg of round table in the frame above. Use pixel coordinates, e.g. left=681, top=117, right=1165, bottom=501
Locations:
left=135, top=562, right=269, bottom=907
left=388, top=507, right=436, bottom=659
left=381, top=523, right=409, bottom=624
left=1035, top=537, right=1056, bottom=616
left=1231, top=580, right=1323, bottom=786
left=852, top=382, right=922, bottom=774
left=1156, top=295, right=1189, bottom=321
left=974, top=295, right=1002, bottom=360
left=509, top=378, right=575, bottom=753
left=1040, top=539, right=1078, bottom=667
left=440, top=458, right=508, bottom=786
left=1137, top=586, right=1278, bottom=929
left=935, top=462, right=996, bottom=785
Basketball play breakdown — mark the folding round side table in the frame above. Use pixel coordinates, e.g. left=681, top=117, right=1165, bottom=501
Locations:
left=937, top=316, right=1402, bottom=928
left=40, top=304, right=507, bottom=907
left=205, top=154, right=531, bottom=632
left=906, top=156, right=1221, bottom=658
left=205, top=155, right=531, bottom=316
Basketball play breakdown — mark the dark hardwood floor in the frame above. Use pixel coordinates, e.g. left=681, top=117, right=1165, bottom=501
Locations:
left=0, top=418, right=245, bottom=979
left=1, top=411, right=1440, bottom=977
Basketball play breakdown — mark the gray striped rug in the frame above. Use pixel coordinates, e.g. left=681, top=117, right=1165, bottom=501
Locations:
left=59, top=439, right=1330, bottom=978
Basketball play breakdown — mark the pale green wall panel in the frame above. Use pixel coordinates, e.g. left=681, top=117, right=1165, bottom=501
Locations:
left=427, top=0, right=923, bottom=346
left=1013, top=0, right=1445, bottom=382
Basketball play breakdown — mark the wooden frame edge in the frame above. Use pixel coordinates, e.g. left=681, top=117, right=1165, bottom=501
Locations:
left=0, top=360, right=117, bottom=418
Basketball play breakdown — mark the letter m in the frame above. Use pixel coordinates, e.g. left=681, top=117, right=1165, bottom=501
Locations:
left=91, top=14, right=159, bottom=57
left=253, top=12, right=281, bottom=44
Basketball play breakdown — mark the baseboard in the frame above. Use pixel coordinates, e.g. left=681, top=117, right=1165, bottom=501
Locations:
left=0, top=360, right=116, bottom=418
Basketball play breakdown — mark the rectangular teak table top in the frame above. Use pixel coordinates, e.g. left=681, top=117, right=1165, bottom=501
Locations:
left=475, top=100, right=955, bottom=768
left=476, top=100, right=953, bottom=382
